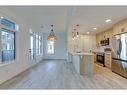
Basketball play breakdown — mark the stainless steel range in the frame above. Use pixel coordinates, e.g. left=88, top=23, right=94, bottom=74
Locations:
left=97, top=52, right=105, bottom=67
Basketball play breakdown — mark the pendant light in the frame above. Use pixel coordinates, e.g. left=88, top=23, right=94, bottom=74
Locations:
left=72, top=29, right=76, bottom=40
left=76, top=24, right=79, bottom=37
left=47, top=25, right=57, bottom=41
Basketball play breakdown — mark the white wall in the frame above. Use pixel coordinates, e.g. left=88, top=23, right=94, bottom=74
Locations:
left=43, top=32, right=67, bottom=59
left=0, top=8, right=43, bottom=84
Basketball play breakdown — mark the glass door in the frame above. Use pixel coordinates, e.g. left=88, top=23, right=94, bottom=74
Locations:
left=30, top=33, right=36, bottom=60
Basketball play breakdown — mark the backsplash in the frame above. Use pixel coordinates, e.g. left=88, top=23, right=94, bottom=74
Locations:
left=97, top=45, right=111, bottom=52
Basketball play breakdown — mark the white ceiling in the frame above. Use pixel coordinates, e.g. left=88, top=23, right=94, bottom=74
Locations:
left=3, top=6, right=127, bottom=34
left=71, top=6, right=127, bottom=34
left=3, top=6, right=71, bottom=34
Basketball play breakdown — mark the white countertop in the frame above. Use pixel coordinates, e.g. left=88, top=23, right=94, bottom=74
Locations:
left=68, top=52, right=93, bottom=56
left=105, top=52, right=111, bottom=54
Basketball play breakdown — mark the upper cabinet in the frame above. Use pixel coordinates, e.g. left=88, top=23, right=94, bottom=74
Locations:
left=113, top=19, right=127, bottom=35
left=113, top=24, right=120, bottom=35
left=96, top=18, right=127, bottom=48
left=96, top=28, right=113, bottom=47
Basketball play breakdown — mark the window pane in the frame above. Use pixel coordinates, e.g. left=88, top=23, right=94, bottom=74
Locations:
left=30, top=33, right=42, bottom=60
left=30, top=33, right=36, bottom=60
left=39, top=36, right=41, bottom=54
left=1, top=18, right=16, bottom=30
left=36, top=35, right=39, bottom=55
left=30, top=35, right=34, bottom=60
left=1, top=29, right=15, bottom=62
left=47, top=41, right=54, bottom=54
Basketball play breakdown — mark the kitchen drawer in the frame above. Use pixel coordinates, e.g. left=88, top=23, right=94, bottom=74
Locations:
left=105, top=60, right=111, bottom=63
left=105, top=59, right=111, bottom=62
left=105, top=53, right=111, bottom=68
left=105, top=63, right=111, bottom=67
left=105, top=57, right=111, bottom=60
left=105, top=61, right=111, bottom=65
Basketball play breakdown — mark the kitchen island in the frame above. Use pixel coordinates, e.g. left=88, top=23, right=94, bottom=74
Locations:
left=68, top=52, right=94, bottom=76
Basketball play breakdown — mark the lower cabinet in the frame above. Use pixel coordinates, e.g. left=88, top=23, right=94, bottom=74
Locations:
left=94, top=53, right=97, bottom=63
left=105, top=52, right=111, bottom=68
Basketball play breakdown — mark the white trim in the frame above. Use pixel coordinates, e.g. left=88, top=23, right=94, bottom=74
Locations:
left=0, top=60, right=15, bottom=67
left=0, top=24, right=18, bottom=32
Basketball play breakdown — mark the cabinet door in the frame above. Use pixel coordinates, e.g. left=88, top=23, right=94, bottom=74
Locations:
left=105, top=53, right=111, bottom=68
left=94, top=53, right=97, bottom=62
left=113, top=24, right=120, bottom=35
left=112, top=59, right=125, bottom=76
left=119, top=20, right=127, bottom=33
left=96, top=33, right=101, bottom=47
left=84, top=37, right=89, bottom=52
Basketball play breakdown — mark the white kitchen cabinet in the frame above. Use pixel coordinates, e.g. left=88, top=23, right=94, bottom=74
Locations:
left=81, top=35, right=96, bottom=52
left=69, top=35, right=96, bottom=53
left=105, top=52, right=111, bottom=68
left=113, top=18, right=127, bottom=35
left=94, top=53, right=97, bottom=63
left=113, top=24, right=120, bottom=35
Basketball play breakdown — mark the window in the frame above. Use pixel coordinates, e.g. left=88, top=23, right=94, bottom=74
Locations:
left=47, top=41, right=54, bottom=54
left=38, top=36, right=42, bottom=54
left=0, top=17, right=17, bottom=63
left=1, top=18, right=16, bottom=30
left=36, top=35, right=39, bottom=55
left=36, top=35, right=42, bottom=55
left=30, top=32, right=42, bottom=60
left=30, top=33, right=35, bottom=60
left=1, top=29, right=15, bottom=62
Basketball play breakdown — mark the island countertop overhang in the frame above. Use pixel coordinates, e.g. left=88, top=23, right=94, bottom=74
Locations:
left=68, top=51, right=94, bottom=56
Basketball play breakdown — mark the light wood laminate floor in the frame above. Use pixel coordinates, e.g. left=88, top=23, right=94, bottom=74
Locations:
left=0, top=59, right=127, bottom=89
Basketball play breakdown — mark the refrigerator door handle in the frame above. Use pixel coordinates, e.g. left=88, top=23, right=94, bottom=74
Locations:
left=119, top=39, right=122, bottom=55
left=117, top=39, right=121, bottom=55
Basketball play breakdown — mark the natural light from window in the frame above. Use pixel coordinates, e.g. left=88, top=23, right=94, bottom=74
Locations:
left=47, top=41, right=54, bottom=54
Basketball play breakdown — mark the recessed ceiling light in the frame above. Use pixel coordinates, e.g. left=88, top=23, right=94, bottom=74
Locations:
left=86, top=32, right=90, bottom=34
left=105, top=19, right=111, bottom=22
left=93, top=27, right=97, bottom=30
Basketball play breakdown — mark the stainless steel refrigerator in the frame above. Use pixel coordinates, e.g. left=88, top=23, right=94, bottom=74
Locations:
left=111, top=33, right=127, bottom=78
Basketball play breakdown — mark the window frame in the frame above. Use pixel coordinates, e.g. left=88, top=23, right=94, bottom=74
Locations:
left=29, top=32, right=43, bottom=61
left=1, top=18, right=16, bottom=30
left=30, top=32, right=36, bottom=60
left=35, top=34, right=42, bottom=55
left=38, top=35, right=42, bottom=54
left=0, top=17, right=18, bottom=63
left=47, top=41, right=55, bottom=54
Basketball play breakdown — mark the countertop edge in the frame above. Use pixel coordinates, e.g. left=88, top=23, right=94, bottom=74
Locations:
left=68, top=52, right=94, bottom=56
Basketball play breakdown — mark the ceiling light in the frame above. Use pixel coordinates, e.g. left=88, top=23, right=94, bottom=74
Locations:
left=93, top=27, right=97, bottom=30
left=76, top=24, right=79, bottom=37
left=76, top=34, right=79, bottom=37
left=86, top=32, right=90, bottom=34
left=72, top=29, right=76, bottom=39
left=105, top=19, right=111, bottom=22
left=47, top=25, right=57, bottom=41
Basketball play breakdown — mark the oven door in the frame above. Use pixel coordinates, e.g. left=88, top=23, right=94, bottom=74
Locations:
left=97, top=54, right=105, bottom=66
left=97, top=55, right=103, bottom=63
